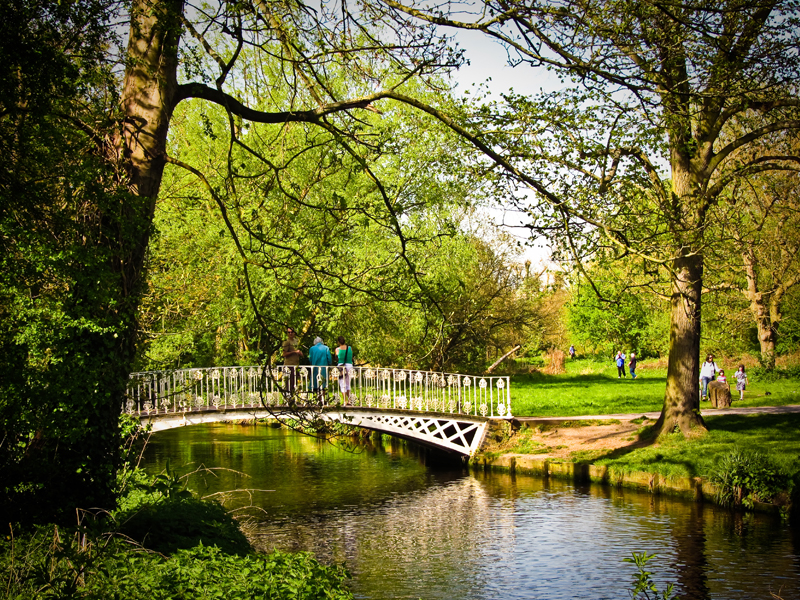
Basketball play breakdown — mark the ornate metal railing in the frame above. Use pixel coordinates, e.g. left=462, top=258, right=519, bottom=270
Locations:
left=125, top=365, right=512, bottom=419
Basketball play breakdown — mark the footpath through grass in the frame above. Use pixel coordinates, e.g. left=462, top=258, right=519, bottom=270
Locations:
left=510, top=357, right=800, bottom=417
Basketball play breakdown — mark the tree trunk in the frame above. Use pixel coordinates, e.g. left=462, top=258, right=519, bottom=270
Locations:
left=90, top=0, right=183, bottom=508
left=654, top=253, right=708, bottom=436
left=115, top=0, right=183, bottom=301
left=742, top=248, right=778, bottom=370
left=708, top=380, right=732, bottom=408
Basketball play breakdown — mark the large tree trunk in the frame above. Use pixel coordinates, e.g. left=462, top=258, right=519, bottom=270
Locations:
left=92, top=0, right=183, bottom=508
left=654, top=253, right=708, bottom=436
left=115, top=0, right=183, bottom=299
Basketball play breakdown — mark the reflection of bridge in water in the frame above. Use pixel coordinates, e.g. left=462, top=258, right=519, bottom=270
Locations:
left=126, top=366, right=513, bottom=457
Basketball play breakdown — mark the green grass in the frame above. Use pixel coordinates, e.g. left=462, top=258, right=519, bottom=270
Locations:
left=510, top=358, right=800, bottom=417
left=590, top=413, right=800, bottom=480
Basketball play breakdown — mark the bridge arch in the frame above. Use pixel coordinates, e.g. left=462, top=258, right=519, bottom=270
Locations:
left=140, top=407, right=491, bottom=456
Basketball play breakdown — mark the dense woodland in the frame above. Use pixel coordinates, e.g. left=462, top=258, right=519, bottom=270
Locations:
left=2, top=0, right=799, bottom=527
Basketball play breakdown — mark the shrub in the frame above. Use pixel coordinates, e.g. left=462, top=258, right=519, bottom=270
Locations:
left=711, top=448, right=792, bottom=509
left=543, top=349, right=566, bottom=374
left=749, top=364, right=800, bottom=383
left=1, top=526, right=352, bottom=600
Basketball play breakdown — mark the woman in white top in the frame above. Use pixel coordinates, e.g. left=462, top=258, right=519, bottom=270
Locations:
left=335, top=336, right=354, bottom=403
left=699, top=354, right=719, bottom=400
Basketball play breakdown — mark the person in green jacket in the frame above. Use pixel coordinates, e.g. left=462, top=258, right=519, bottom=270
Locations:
left=335, top=336, right=354, bottom=404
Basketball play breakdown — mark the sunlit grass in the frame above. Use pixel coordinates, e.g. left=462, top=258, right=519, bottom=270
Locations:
left=510, top=358, right=800, bottom=417
left=591, top=413, right=800, bottom=480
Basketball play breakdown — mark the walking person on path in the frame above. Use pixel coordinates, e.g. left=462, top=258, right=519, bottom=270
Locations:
left=615, top=351, right=626, bottom=378
left=734, top=364, right=748, bottom=401
left=699, top=354, right=719, bottom=401
left=569, top=345, right=576, bottom=360
left=335, top=336, right=354, bottom=404
left=308, top=336, right=332, bottom=403
left=629, top=352, right=638, bottom=379
left=282, top=326, right=303, bottom=397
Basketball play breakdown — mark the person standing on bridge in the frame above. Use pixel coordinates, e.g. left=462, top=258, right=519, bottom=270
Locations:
left=309, top=336, right=332, bottom=403
left=335, top=336, right=354, bottom=404
left=282, top=326, right=303, bottom=398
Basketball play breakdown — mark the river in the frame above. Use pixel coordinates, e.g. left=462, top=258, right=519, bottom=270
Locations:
left=141, top=423, right=799, bottom=600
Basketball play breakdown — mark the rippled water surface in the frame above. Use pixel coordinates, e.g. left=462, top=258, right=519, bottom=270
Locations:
left=142, top=423, right=799, bottom=600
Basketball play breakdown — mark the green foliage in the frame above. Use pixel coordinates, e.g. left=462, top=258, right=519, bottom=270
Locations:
left=711, top=448, right=792, bottom=509
left=112, top=459, right=250, bottom=555
left=141, top=92, right=544, bottom=374
left=1, top=527, right=352, bottom=600
left=566, top=264, right=669, bottom=358
left=0, top=0, right=136, bottom=524
left=624, top=552, right=678, bottom=600
left=115, top=495, right=252, bottom=556
left=749, top=365, right=800, bottom=383
left=2, top=462, right=353, bottom=599
left=776, top=288, right=800, bottom=356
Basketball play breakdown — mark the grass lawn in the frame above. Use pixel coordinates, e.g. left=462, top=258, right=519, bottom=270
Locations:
left=591, top=413, right=800, bottom=480
left=510, top=357, right=800, bottom=417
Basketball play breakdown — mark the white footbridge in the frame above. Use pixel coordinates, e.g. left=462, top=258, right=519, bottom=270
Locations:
left=125, top=365, right=512, bottom=457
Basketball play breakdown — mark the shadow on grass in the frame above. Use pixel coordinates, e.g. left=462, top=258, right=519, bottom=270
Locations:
left=567, top=424, right=702, bottom=478
left=703, top=412, right=800, bottom=434
left=512, top=373, right=664, bottom=391
left=571, top=424, right=660, bottom=464
left=514, top=373, right=615, bottom=386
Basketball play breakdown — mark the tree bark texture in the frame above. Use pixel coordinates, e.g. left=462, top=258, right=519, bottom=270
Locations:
left=708, top=381, right=732, bottom=408
left=655, top=253, right=708, bottom=436
left=116, top=0, right=184, bottom=300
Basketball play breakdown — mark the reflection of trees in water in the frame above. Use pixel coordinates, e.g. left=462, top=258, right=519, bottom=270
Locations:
left=671, top=507, right=798, bottom=600
left=792, top=516, right=800, bottom=596
left=148, top=427, right=800, bottom=600
left=671, top=503, right=710, bottom=600
left=251, top=476, right=497, bottom=595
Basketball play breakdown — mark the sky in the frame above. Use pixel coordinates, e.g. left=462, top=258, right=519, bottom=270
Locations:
left=446, top=30, right=564, bottom=269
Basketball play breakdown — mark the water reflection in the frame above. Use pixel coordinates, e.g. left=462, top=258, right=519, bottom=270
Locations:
left=142, top=424, right=798, bottom=600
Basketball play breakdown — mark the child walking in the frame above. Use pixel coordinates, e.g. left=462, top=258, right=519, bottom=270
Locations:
left=734, top=364, right=748, bottom=401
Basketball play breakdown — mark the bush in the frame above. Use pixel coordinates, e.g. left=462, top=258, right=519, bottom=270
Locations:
left=2, top=465, right=354, bottom=599
left=543, top=349, right=566, bottom=375
left=1, top=527, right=352, bottom=600
left=711, top=448, right=793, bottom=509
left=749, top=364, right=800, bottom=383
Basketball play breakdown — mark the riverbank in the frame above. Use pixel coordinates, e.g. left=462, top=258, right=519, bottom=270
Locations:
left=472, top=407, right=800, bottom=514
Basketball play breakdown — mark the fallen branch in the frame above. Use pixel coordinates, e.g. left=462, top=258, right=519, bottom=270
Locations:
left=486, top=345, right=521, bottom=374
